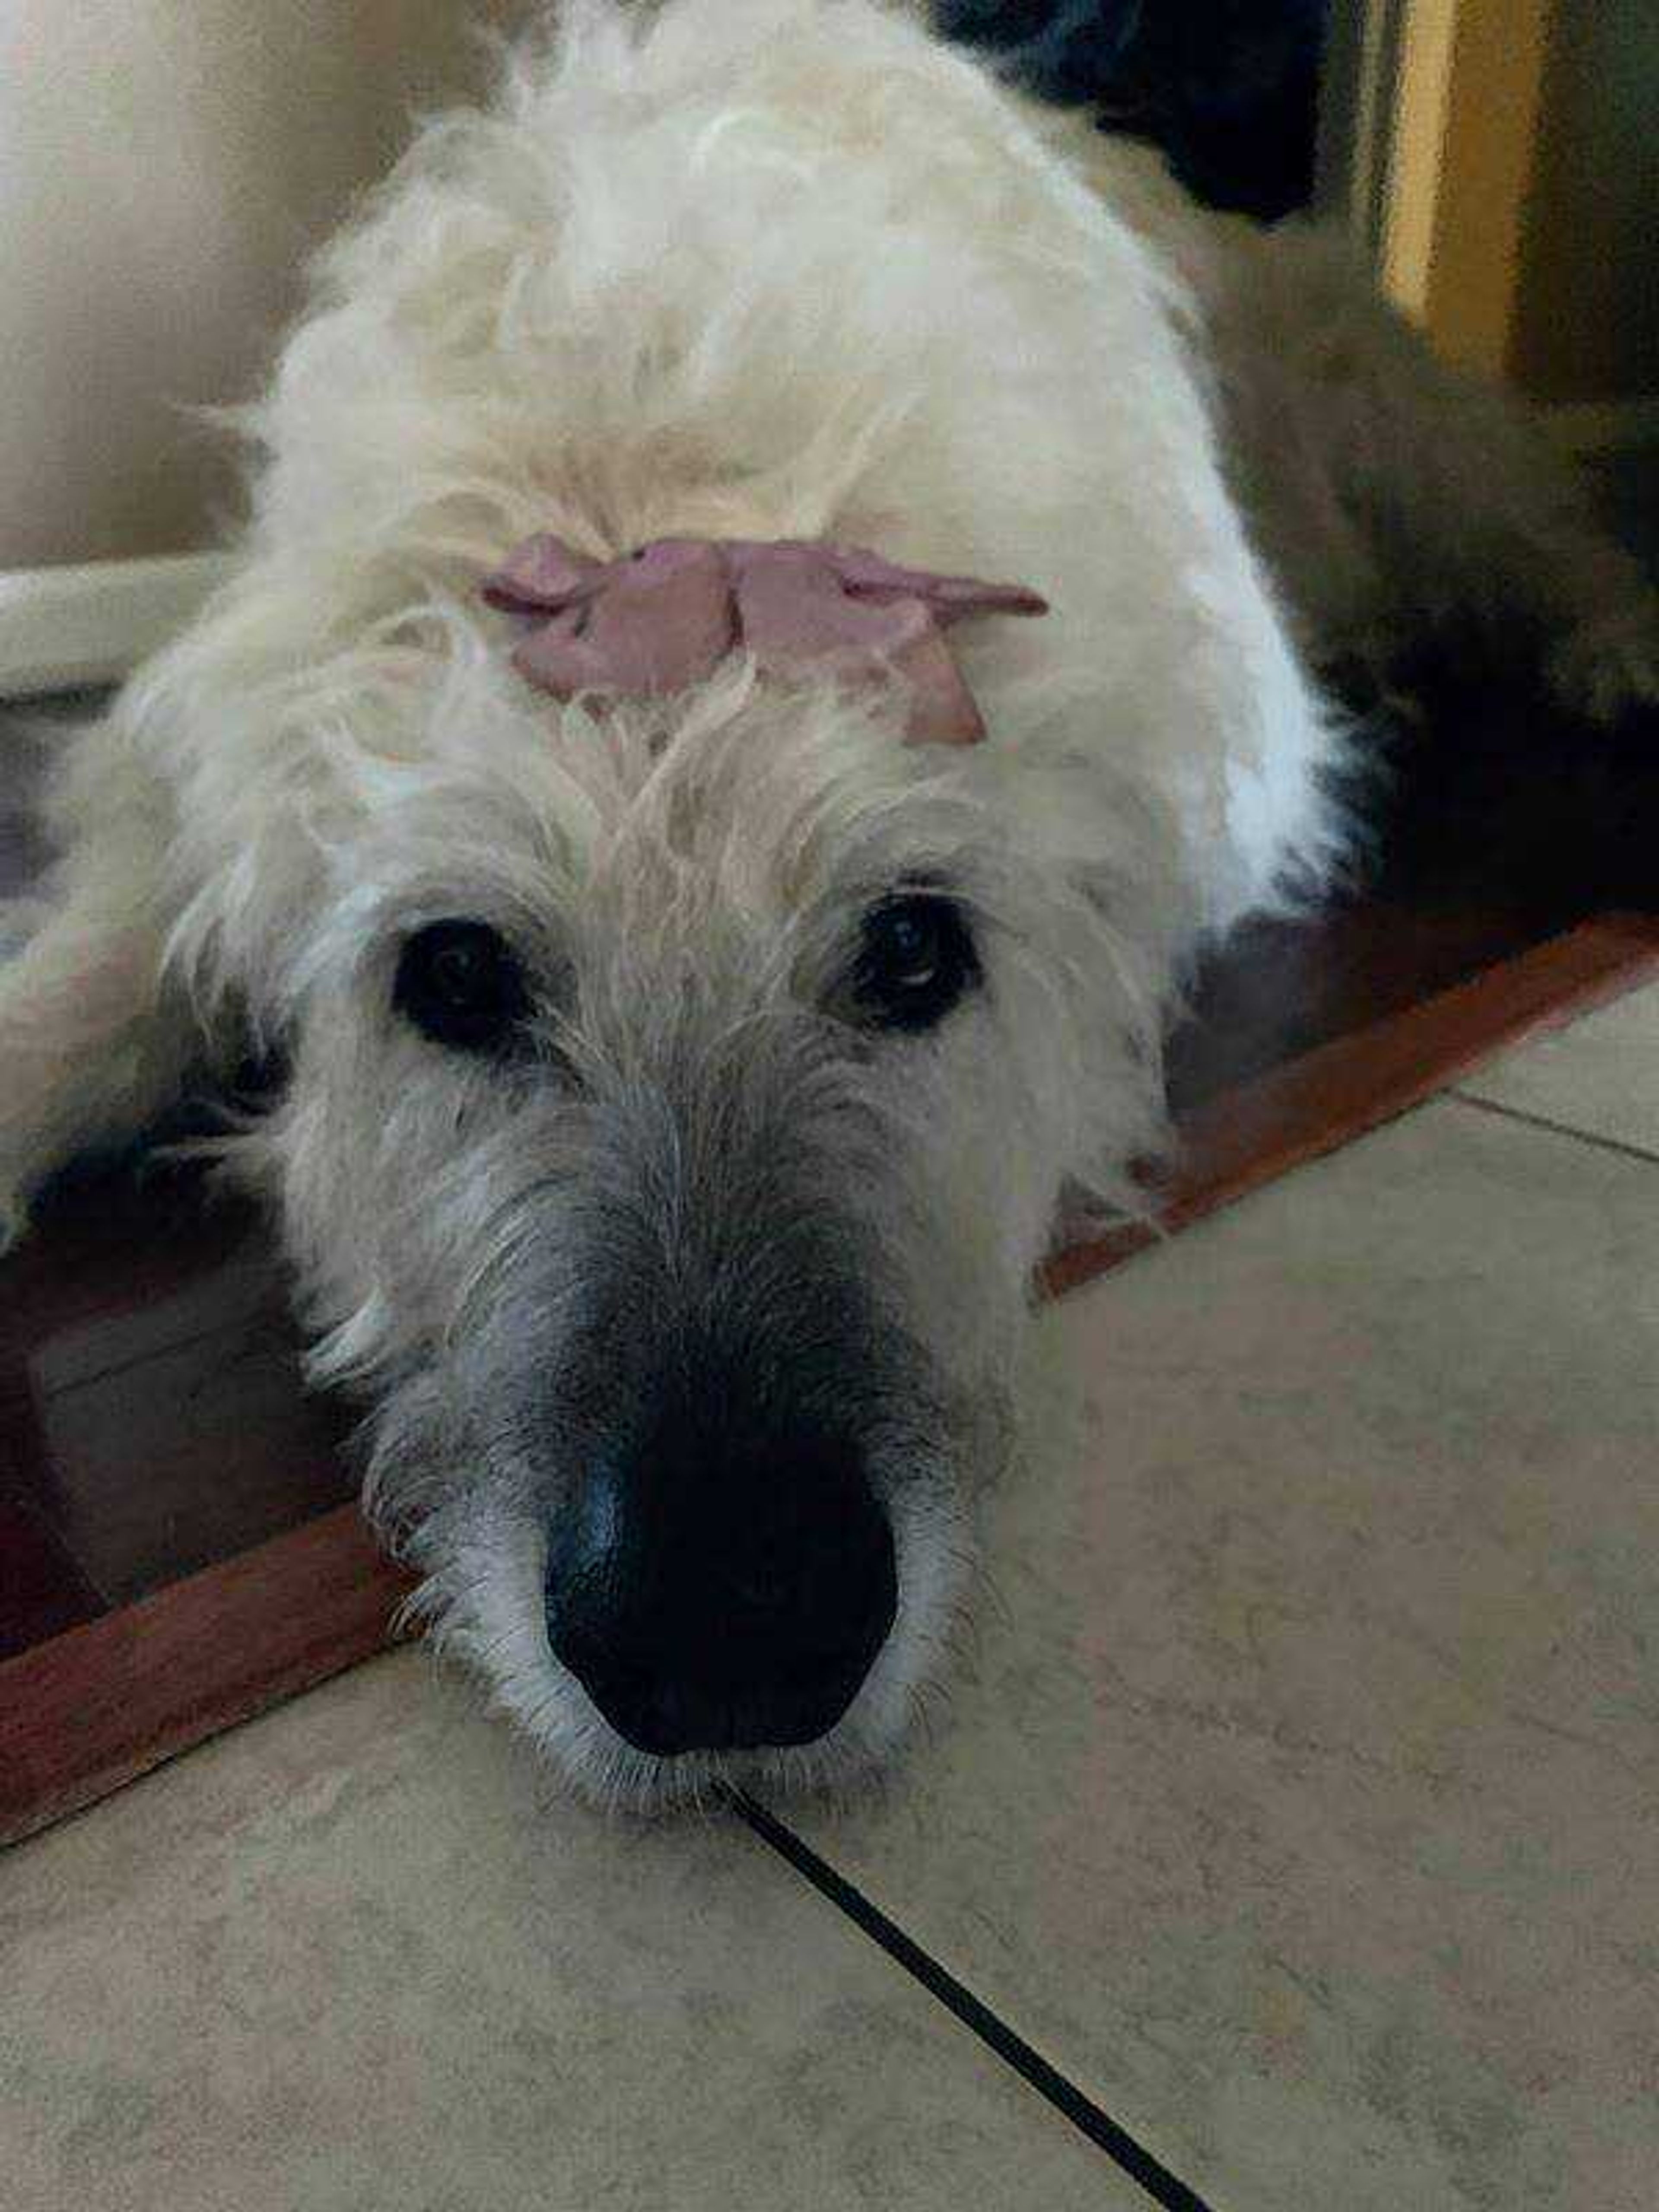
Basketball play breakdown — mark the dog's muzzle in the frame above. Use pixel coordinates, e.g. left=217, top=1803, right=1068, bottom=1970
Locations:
left=543, top=1414, right=897, bottom=1758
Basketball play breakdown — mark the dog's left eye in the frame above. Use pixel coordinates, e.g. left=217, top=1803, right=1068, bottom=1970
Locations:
left=851, top=893, right=980, bottom=1033
left=394, top=920, right=530, bottom=1053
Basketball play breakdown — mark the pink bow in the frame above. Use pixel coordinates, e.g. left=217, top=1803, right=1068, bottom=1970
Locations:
left=481, top=535, right=1048, bottom=745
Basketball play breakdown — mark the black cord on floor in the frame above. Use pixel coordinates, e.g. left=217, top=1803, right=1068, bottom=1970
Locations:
left=724, top=1785, right=1220, bottom=2212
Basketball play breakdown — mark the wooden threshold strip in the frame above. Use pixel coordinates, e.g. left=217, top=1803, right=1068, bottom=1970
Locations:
left=3, top=911, right=1656, bottom=1849
left=0, top=1506, right=415, bottom=1847
left=1044, top=909, right=1659, bottom=1297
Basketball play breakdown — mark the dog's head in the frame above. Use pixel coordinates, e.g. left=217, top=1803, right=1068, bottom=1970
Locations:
left=125, top=578, right=1176, bottom=1805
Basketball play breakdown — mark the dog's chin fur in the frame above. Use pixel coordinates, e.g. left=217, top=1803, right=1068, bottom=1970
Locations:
left=392, top=1439, right=982, bottom=1813
left=2, top=2, right=1654, bottom=1809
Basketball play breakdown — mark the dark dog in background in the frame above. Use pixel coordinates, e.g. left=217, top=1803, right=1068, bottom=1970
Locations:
left=936, top=0, right=1327, bottom=220
left=939, top=0, right=1658, bottom=914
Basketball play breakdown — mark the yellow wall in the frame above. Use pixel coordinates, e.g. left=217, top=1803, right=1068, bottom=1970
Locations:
left=1382, top=0, right=1659, bottom=403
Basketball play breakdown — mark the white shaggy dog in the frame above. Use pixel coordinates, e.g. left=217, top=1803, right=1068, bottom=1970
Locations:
left=2, top=0, right=1652, bottom=1805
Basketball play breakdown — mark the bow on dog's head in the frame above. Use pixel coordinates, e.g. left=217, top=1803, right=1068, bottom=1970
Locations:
left=482, top=535, right=1048, bottom=745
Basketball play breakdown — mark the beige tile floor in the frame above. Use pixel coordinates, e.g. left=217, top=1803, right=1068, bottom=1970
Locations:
left=4, top=981, right=1657, bottom=2212
left=780, top=983, right=1659, bottom=2212
left=1456, top=981, right=1659, bottom=1160
left=1, top=1656, right=1134, bottom=2212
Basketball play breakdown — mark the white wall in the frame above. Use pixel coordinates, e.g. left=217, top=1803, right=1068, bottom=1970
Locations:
left=0, top=0, right=526, bottom=570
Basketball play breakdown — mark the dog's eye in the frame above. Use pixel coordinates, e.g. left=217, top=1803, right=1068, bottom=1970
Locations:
left=851, top=894, right=980, bottom=1033
left=394, top=920, right=530, bottom=1053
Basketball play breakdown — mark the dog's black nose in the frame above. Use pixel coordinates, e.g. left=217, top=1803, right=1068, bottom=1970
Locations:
left=544, top=1426, right=897, bottom=1757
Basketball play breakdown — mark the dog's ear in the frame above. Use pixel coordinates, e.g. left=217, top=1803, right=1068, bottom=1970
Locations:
left=0, top=709, right=208, bottom=1249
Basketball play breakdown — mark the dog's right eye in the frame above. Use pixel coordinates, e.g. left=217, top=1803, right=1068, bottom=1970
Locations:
left=394, top=920, right=530, bottom=1053
left=850, top=893, right=980, bottom=1033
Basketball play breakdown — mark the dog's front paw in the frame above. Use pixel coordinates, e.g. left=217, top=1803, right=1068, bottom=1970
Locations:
left=0, top=898, right=49, bottom=967
left=1548, top=599, right=1659, bottom=731
left=0, top=1167, right=34, bottom=1258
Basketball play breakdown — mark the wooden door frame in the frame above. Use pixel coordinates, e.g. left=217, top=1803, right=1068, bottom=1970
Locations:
left=1314, top=0, right=1409, bottom=257
left=1375, top=0, right=1557, bottom=380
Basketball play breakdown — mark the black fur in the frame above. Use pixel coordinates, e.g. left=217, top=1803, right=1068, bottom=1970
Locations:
left=935, top=0, right=1328, bottom=221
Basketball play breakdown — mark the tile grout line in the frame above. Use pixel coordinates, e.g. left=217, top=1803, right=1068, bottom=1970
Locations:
left=725, top=1786, right=1220, bottom=2212
left=1446, top=1089, right=1659, bottom=1168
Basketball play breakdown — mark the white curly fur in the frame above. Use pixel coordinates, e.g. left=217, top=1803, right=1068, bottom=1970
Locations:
left=1, top=0, right=1652, bottom=1803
